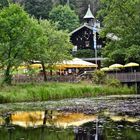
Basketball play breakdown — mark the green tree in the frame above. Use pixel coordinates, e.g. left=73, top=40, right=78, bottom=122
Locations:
left=36, top=20, right=73, bottom=80
left=23, top=0, right=53, bottom=19
left=49, top=5, right=80, bottom=32
left=98, top=0, right=140, bottom=65
left=54, top=0, right=77, bottom=10
left=75, top=0, right=100, bottom=21
left=0, top=0, right=9, bottom=9
left=0, top=4, right=42, bottom=85
left=13, top=0, right=101, bottom=23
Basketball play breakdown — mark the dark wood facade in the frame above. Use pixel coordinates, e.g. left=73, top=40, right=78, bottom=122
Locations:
left=70, top=5, right=106, bottom=67
left=70, top=25, right=105, bottom=51
left=70, top=5, right=105, bottom=53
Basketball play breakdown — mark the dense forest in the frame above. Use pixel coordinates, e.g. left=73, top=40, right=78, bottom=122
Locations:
left=1, top=0, right=140, bottom=68
left=13, top=0, right=100, bottom=21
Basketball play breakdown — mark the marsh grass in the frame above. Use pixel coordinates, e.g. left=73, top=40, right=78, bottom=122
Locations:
left=0, top=82, right=135, bottom=103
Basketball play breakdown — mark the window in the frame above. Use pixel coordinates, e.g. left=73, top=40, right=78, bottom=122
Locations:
left=85, top=41, right=90, bottom=47
left=72, top=46, right=77, bottom=52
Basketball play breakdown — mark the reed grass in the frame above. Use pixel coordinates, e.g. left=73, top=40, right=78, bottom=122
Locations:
left=0, top=82, right=135, bottom=103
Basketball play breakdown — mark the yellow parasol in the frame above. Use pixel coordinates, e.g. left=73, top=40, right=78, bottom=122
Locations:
left=101, top=67, right=120, bottom=72
left=124, top=62, right=139, bottom=67
left=60, top=58, right=98, bottom=68
left=100, top=67, right=110, bottom=71
left=30, top=64, right=42, bottom=69
left=124, top=62, right=139, bottom=73
left=53, top=64, right=66, bottom=70
left=17, top=66, right=27, bottom=70
left=109, top=64, right=124, bottom=69
left=109, top=64, right=123, bottom=78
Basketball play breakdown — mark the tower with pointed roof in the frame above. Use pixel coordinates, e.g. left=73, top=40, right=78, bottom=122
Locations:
left=70, top=4, right=105, bottom=66
left=83, top=5, right=95, bottom=27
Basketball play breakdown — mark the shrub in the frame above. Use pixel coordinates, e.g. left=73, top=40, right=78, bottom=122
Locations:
left=73, top=49, right=95, bottom=58
left=92, top=70, right=106, bottom=84
left=105, top=77, right=121, bottom=87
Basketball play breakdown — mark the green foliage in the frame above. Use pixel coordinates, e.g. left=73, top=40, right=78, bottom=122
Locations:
left=75, top=0, right=100, bottom=21
left=0, top=4, right=42, bottom=85
left=98, top=0, right=140, bottom=65
left=49, top=5, right=80, bottom=32
left=73, top=49, right=102, bottom=58
left=92, top=70, right=121, bottom=87
left=0, top=125, right=75, bottom=140
left=30, top=19, right=73, bottom=81
left=99, top=85, right=134, bottom=95
left=14, top=0, right=100, bottom=23
left=55, top=0, right=77, bottom=10
left=0, top=83, right=135, bottom=103
left=23, top=0, right=53, bottom=19
left=102, top=42, right=126, bottom=65
left=38, top=20, right=73, bottom=65
left=92, top=70, right=106, bottom=84
left=125, top=45, right=140, bottom=63
left=105, top=77, right=121, bottom=87
left=0, top=3, right=74, bottom=84
left=73, top=49, right=94, bottom=58
left=0, top=0, right=9, bottom=9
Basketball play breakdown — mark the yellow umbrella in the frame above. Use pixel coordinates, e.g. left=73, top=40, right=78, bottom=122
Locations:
left=124, top=62, right=139, bottom=73
left=101, top=67, right=120, bottom=72
left=60, top=58, right=97, bottom=68
left=124, top=62, right=139, bottom=67
left=30, top=64, right=42, bottom=69
left=109, top=64, right=124, bottom=69
left=17, top=66, right=27, bottom=70
left=109, top=64, right=123, bottom=78
left=54, top=64, right=66, bottom=70
left=100, top=67, right=110, bottom=71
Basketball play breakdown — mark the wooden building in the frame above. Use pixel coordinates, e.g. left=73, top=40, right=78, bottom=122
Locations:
left=70, top=5, right=105, bottom=66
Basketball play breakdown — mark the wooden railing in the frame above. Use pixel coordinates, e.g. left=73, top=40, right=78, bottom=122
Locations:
left=6, top=72, right=140, bottom=84
left=12, top=75, right=77, bottom=83
left=107, top=72, right=140, bottom=83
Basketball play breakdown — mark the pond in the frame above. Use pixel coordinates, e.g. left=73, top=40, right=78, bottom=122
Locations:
left=0, top=95, right=140, bottom=140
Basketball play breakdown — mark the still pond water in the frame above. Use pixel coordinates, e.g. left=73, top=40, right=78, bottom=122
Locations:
left=0, top=96, right=140, bottom=140
left=0, top=111, right=140, bottom=140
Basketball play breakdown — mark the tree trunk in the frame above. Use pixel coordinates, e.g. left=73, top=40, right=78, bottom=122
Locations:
left=41, top=61, right=47, bottom=81
left=50, top=70, right=52, bottom=76
left=3, top=65, right=12, bottom=85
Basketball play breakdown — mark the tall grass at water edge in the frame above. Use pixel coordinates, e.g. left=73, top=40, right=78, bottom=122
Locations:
left=0, top=82, right=135, bottom=103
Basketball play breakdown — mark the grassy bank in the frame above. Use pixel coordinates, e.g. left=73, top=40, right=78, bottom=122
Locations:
left=0, top=82, right=135, bottom=103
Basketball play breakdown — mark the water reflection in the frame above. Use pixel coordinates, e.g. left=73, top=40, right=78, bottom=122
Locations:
left=0, top=110, right=140, bottom=140
left=0, top=110, right=96, bottom=128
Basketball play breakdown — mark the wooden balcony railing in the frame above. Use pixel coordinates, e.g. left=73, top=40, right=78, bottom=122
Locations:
left=3, top=72, right=140, bottom=84
left=12, top=75, right=77, bottom=83
left=107, top=72, right=140, bottom=83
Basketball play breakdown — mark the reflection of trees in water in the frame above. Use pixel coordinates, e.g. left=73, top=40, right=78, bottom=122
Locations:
left=41, top=110, right=51, bottom=140
left=73, top=118, right=140, bottom=140
left=102, top=120, right=140, bottom=140
left=73, top=125, right=103, bottom=140
left=0, top=113, right=140, bottom=140
left=3, top=113, right=14, bottom=140
left=0, top=125, right=74, bottom=140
